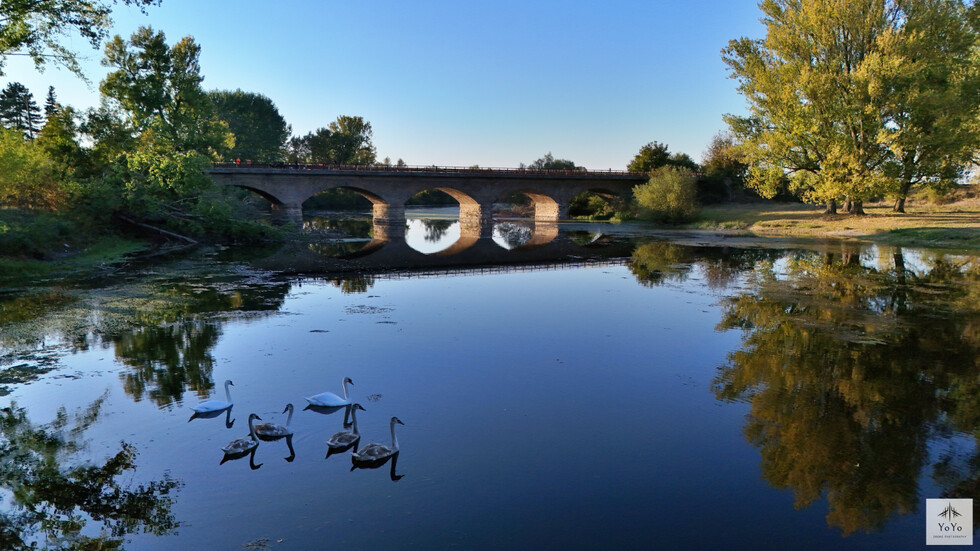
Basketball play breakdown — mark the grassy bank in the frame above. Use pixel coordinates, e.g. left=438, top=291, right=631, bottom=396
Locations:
left=691, top=195, right=980, bottom=250
left=0, top=235, right=150, bottom=282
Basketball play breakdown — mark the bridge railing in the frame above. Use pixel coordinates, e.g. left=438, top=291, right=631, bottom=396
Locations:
left=211, top=162, right=644, bottom=177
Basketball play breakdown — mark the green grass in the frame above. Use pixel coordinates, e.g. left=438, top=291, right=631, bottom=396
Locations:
left=879, top=227, right=980, bottom=250
left=0, top=235, right=148, bottom=282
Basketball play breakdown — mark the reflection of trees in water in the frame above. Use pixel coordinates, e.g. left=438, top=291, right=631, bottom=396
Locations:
left=420, top=219, right=453, bottom=243
left=628, top=240, right=780, bottom=289
left=303, top=216, right=373, bottom=239
left=329, top=276, right=376, bottom=294
left=308, top=241, right=372, bottom=258
left=115, top=321, right=220, bottom=407
left=0, top=276, right=290, bottom=407
left=493, top=222, right=532, bottom=248
left=0, top=396, right=180, bottom=549
left=712, top=249, right=980, bottom=535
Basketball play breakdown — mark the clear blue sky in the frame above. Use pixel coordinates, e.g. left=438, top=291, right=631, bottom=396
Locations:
left=5, top=0, right=765, bottom=170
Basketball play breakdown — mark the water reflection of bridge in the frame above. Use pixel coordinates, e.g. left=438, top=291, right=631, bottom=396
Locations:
left=249, top=228, right=638, bottom=275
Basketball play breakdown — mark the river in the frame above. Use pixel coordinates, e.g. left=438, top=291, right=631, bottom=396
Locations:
left=1, top=208, right=978, bottom=550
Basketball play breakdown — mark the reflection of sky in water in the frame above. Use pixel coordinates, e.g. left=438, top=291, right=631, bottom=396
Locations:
left=2, top=241, right=980, bottom=549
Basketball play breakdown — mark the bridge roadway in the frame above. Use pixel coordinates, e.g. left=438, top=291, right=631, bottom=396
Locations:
left=207, top=164, right=647, bottom=237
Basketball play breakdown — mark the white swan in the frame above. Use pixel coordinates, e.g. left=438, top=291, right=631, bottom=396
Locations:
left=222, top=413, right=260, bottom=454
left=192, top=379, right=234, bottom=413
left=327, top=403, right=366, bottom=450
left=305, top=377, right=353, bottom=407
left=255, top=404, right=294, bottom=438
left=352, top=416, right=403, bottom=463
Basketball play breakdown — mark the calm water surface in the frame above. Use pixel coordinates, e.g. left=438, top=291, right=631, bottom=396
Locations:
left=1, top=211, right=979, bottom=550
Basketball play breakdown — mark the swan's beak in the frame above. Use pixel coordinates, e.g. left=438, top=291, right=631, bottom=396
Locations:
left=282, top=406, right=289, bottom=413
left=397, top=419, right=405, bottom=425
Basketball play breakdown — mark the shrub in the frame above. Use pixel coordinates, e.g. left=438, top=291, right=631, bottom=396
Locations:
left=633, top=166, right=699, bottom=223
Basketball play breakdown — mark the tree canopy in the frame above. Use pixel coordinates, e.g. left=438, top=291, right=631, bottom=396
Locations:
left=628, top=141, right=699, bottom=173
left=0, top=0, right=159, bottom=77
left=286, top=115, right=377, bottom=165
left=209, top=89, right=290, bottom=163
left=723, top=0, right=980, bottom=213
left=0, top=82, right=42, bottom=139
left=525, top=152, right=579, bottom=170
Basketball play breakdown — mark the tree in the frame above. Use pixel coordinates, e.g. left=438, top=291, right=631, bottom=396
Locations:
left=724, top=0, right=980, bottom=215
left=288, top=115, right=377, bottom=165
left=0, top=127, right=70, bottom=210
left=209, top=89, right=290, bottom=163
left=879, top=0, right=980, bottom=212
left=0, top=0, right=159, bottom=78
left=100, top=27, right=232, bottom=199
left=526, top=152, right=579, bottom=170
left=43, top=85, right=58, bottom=118
left=628, top=141, right=699, bottom=173
left=327, top=115, right=376, bottom=165
left=633, top=165, right=699, bottom=223
left=97, top=27, right=266, bottom=242
left=722, top=0, right=900, bottom=213
left=701, top=132, right=750, bottom=201
left=0, top=82, right=42, bottom=139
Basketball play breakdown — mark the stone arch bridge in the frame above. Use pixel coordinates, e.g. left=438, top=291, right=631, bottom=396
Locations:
left=207, top=164, right=646, bottom=238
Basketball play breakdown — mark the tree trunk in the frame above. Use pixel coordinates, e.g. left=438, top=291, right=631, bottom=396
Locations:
left=824, top=199, right=837, bottom=215
left=850, top=200, right=865, bottom=215
left=893, top=180, right=913, bottom=213
left=842, top=197, right=852, bottom=213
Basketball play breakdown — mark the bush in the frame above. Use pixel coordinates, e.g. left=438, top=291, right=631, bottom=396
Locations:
left=633, top=166, right=699, bottom=223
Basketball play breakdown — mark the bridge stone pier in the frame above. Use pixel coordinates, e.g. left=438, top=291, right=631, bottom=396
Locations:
left=207, top=165, right=645, bottom=236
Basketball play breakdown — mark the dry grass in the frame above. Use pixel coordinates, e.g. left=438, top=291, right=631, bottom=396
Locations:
left=694, top=193, right=980, bottom=249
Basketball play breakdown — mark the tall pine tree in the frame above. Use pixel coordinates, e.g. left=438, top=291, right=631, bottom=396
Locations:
left=43, top=86, right=59, bottom=118
left=0, top=83, right=43, bottom=139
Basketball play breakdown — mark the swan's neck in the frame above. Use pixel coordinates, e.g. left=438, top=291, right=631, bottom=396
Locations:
left=350, top=408, right=359, bottom=434
left=285, top=406, right=293, bottom=428
left=223, top=381, right=232, bottom=403
left=341, top=379, right=350, bottom=401
left=389, top=420, right=399, bottom=450
left=247, top=416, right=257, bottom=440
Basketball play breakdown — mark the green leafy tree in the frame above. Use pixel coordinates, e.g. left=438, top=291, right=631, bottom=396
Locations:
left=633, top=165, right=699, bottom=223
left=35, top=105, right=85, bottom=178
left=879, top=0, right=980, bottom=212
left=0, top=82, right=42, bottom=139
left=327, top=115, right=376, bottom=165
left=0, top=0, right=159, bottom=77
left=289, top=115, right=377, bottom=165
left=0, top=127, right=69, bottom=210
left=209, top=89, right=290, bottom=163
left=99, top=26, right=240, bottom=236
left=628, top=141, right=699, bottom=173
left=527, top=152, right=579, bottom=170
left=722, top=0, right=899, bottom=213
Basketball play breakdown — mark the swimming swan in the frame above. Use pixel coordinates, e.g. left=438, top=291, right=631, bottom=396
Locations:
left=255, top=404, right=294, bottom=438
left=192, top=379, right=234, bottom=413
left=327, top=403, right=366, bottom=451
left=222, top=413, right=261, bottom=455
left=306, top=377, right=353, bottom=407
left=352, top=416, right=403, bottom=463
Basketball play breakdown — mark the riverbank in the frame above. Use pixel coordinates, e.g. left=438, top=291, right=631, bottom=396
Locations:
left=688, top=195, right=980, bottom=250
